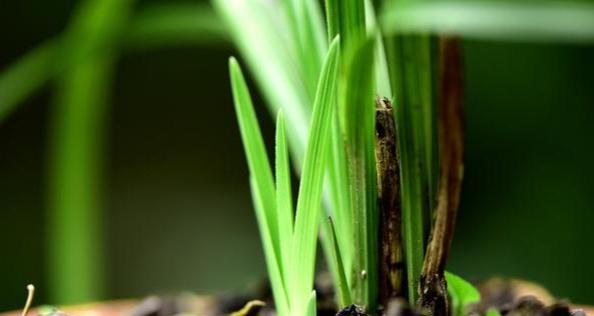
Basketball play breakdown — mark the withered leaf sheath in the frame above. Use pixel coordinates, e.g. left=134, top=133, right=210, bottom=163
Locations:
left=418, top=37, right=465, bottom=316
left=375, top=97, right=406, bottom=309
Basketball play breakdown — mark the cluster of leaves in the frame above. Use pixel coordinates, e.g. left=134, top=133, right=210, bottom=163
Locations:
left=229, top=37, right=338, bottom=315
left=218, top=0, right=594, bottom=316
left=2, top=0, right=594, bottom=310
left=218, top=0, right=385, bottom=313
left=218, top=0, right=455, bottom=313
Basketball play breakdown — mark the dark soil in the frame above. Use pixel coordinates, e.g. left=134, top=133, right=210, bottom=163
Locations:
left=1, top=277, right=590, bottom=316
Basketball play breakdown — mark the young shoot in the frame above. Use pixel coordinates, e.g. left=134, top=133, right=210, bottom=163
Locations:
left=229, top=36, right=340, bottom=316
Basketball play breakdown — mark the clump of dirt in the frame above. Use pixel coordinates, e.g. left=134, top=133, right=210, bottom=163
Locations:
left=469, top=278, right=588, bottom=316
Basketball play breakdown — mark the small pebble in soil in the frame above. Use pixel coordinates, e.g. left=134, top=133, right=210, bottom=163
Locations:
left=570, top=310, right=586, bottom=316
left=384, top=298, right=416, bottom=316
left=336, top=304, right=367, bottom=316
left=507, top=296, right=546, bottom=316
left=130, top=296, right=179, bottom=316
left=547, top=303, right=575, bottom=316
left=485, top=296, right=584, bottom=316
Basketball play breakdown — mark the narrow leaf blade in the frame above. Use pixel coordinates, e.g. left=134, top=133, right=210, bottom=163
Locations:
left=0, top=40, right=58, bottom=123
left=250, top=179, right=290, bottom=316
left=216, top=0, right=311, bottom=166
left=275, top=110, right=294, bottom=278
left=289, top=36, right=341, bottom=313
left=328, top=217, right=353, bottom=307
left=124, top=2, right=229, bottom=49
left=305, top=291, right=318, bottom=316
left=382, top=1, right=594, bottom=43
left=340, top=38, right=378, bottom=309
left=229, top=57, right=285, bottom=290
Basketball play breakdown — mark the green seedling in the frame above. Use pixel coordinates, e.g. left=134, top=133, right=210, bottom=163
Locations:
left=229, top=36, right=340, bottom=316
left=445, top=272, right=481, bottom=316
left=219, top=0, right=594, bottom=315
left=2, top=0, right=594, bottom=312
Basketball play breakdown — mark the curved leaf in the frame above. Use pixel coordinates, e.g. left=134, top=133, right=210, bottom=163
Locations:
left=382, top=1, right=594, bottom=42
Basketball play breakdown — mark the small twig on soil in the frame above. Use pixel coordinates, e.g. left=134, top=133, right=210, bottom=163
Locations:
left=375, top=97, right=406, bottom=308
left=418, top=37, right=464, bottom=316
left=229, top=300, right=265, bottom=316
left=21, top=285, right=35, bottom=316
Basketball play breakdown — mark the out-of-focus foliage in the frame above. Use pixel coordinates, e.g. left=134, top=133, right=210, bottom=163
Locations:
left=0, top=0, right=593, bottom=311
left=446, top=271, right=481, bottom=316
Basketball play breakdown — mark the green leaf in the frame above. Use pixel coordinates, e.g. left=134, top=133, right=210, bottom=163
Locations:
left=323, top=0, right=359, bottom=286
left=215, top=0, right=311, bottom=166
left=325, top=0, right=340, bottom=40
left=250, top=178, right=290, bottom=316
left=228, top=57, right=285, bottom=286
left=324, top=0, right=367, bottom=49
left=275, top=110, right=294, bottom=279
left=328, top=217, right=353, bottom=307
left=0, top=40, right=58, bottom=123
left=340, top=38, right=378, bottom=309
left=220, top=1, right=353, bottom=314
left=0, top=3, right=227, bottom=125
left=124, top=3, right=229, bottom=50
left=305, top=291, right=318, bottom=316
left=230, top=58, right=293, bottom=316
left=326, top=112, right=354, bottom=281
left=363, top=0, right=393, bottom=99
left=299, top=0, right=329, bottom=98
left=383, top=34, right=432, bottom=305
left=445, top=271, right=481, bottom=316
left=289, top=35, right=340, bottom=314
left=486, top=309, right=503, bottom=316
left=381, top=1, right=594, bottom=43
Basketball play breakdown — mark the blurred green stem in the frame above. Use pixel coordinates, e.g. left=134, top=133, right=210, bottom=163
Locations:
left=47, top=0, right=136, bottom=304
left=48, top=57, right=113, bottom=304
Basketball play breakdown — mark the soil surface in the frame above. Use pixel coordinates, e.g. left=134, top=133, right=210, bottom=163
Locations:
left=1, top=279, right=591, bottom=316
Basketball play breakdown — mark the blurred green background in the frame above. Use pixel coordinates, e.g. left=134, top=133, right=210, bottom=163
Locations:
left=1, top=0, right=593, bottom=311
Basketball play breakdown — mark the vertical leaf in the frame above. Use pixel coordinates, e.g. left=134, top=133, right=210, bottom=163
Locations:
left=363, top=0, right=393, bottom=98
left=327, top=113, right=354, bottom=280
left=250, top=179, right=290, bottom=316
left=340, top=39, right=378, bottom=310
left=229, top=58, right=287, bottom=293
left=215, top=0, right=311, bottom=165
left=305, top=291, right=318, bottom=316
left=384, top=33, right=434, bottom=305
left=324, top=0, right=367, bottom=49
left=328, top=217, right=353, bottom=307
left=275, top=111, right=294, bottom=277
left=289, top=36, right=340, bottom=315
left=325, top=0, right=340, bottom=40
left=302, top=0, right=329, bottom=96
